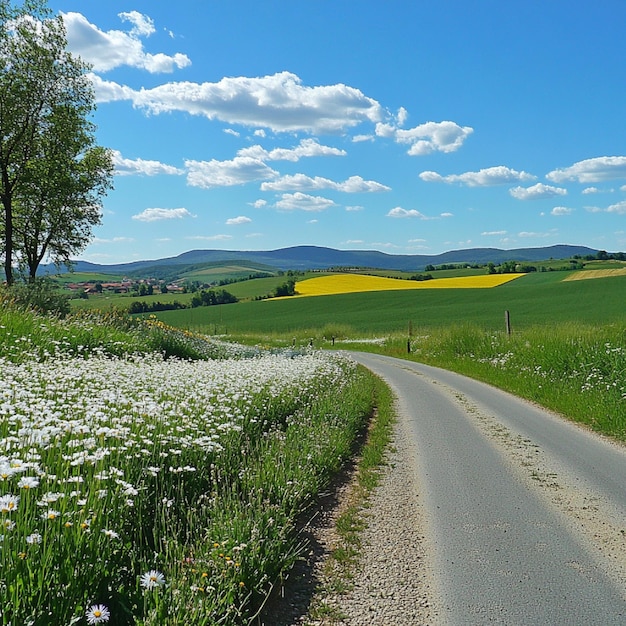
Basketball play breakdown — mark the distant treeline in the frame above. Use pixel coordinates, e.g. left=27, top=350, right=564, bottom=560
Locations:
left=128, top=288, right=238, bottom=314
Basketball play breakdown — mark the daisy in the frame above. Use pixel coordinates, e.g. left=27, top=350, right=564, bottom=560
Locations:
left=17, top=476, right=39, bottom=489
left=0, top=494, right=19, bottom=513
left=85, top=604, right=110, bottom=624
left=26, top=532, right=42, bottom=544
left=140, top=569, right=166, bottom=589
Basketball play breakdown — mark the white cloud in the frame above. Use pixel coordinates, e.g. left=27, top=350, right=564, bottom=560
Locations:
left=518, top=231, right=553, bottom=238
left=119, top=11, right=155, bottom=37
left=89, top=74, right=137, bottom=103
left=387, top=207, right=428, bottom=219
left=112, top=150, right=184, bottom=176
left=481, top=230, right=508, bottom=236
left=420, top=166, right=535, bottom=187
left=225, top=216, right=252, bottom=225
left=607, top=200, right=626, bottom=214
left=440, top=212, right=453, bottom=218
left=187, top=234, right=233, bottom=241
left=394, top=121, right=473, bottom=155
left=582, top=186, right=600, bottom=194
left=132, top=207, right=194, bottom=222
left=91, top=236, right=135, bottom=244
left=546, top=156, right=626, bottom=183
left=237, top=138, right=346, bottom=162
left=61, top=12, right=191, bottom=73
left=275, top=192, right=337, bottom=212
left=374, top=122, right=396, bottom=138
left=345, top=205, right=364, bottom=212
left=509, top=183, right=567, bottom=200
left=185, top=157, right=278, bottom=188
left=224, top=128, right=240, bottom=137
left=551, top=206, right=574, bottom=216
left=251, top=199, right=267, bottom=208
left=352, top=134, right=374, bottom=142
left=261, top=174, right=390, bottom=193
left=396, top=107, right=409, bottom=126
left=97, top=71, right=383, bottom=134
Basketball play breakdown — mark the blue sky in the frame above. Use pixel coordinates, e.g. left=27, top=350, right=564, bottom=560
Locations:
left=48, top=0, right=626, bottom=264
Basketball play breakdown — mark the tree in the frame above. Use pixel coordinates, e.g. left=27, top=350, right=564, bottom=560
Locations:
left=15, top=108, right=112, bottom=279
left=0, top=1, right=112, bottom=283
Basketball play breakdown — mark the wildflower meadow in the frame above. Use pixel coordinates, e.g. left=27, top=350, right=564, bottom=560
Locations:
left=0, top=303, right=374, bottom=625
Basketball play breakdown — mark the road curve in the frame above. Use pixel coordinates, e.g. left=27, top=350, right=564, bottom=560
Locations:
left=348, top=352, right=626, bottom=625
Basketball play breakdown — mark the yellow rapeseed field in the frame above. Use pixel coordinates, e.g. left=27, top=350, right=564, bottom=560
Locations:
left=294, top=273, right=524, bottom=297
left=563, top=268, right=626, bottom=281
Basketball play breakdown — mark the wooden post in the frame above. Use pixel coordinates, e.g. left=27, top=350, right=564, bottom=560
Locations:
left=505, top=310, right=511, bottom=335
left=408, top=320, right=413, bottom=353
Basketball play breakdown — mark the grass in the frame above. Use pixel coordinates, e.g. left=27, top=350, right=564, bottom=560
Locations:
left=0, top=301, right=379, bottom=625
left=151, top=272, right=626, bottom=336
left=398, top=322, right=626, bottom=440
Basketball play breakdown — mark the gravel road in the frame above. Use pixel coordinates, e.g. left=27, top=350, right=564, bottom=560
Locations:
left=297, top=353, right=626, bottom=625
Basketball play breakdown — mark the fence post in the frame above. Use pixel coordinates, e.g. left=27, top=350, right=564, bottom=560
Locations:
left=505, top=310, right=511, bottom=335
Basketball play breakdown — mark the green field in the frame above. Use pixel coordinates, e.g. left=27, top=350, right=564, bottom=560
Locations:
left=152, top=271, right=626, bottom=336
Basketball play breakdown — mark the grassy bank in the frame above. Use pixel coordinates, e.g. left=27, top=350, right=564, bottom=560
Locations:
left=0, top=304, right=378, bottom=625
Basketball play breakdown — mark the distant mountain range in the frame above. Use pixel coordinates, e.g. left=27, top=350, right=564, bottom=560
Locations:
left=48, top=244, right=600, bottom=276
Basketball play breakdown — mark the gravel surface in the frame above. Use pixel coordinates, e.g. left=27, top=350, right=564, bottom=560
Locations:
left=258, top=403, right=442, bottom=626
left=308, top=410, right=443, bottom=626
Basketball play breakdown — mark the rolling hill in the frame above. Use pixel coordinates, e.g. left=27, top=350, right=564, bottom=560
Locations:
left=45, top=244, right=600, bottom=276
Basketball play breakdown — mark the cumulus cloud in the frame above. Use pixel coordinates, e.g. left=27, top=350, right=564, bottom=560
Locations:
left=607, top=200, right=626, bottom=214
left=546, top=156, right=626, bottom=183
left=551, top=206, right=574, bottom=216
left=275, top=193, right=337, bottom=212
left=112, top=150, right=184, bottom=176
left=419, top=166, right=535, bottom=187
left=61, top=11, right=191, bottom=73
left=237, top=138, right=346, bottom=162
left=261, top=174, right=390, bottom=193
left=185, top=157, right=278, bottom=188
left=225, top=216, right=252, bottom=225
left=582, top=186, right=600, bottom=194
left=132, top=208, right=194, bottom=222
left=392, top=121, right=473, bottom=155
left=509, top=183, right=567, bottom=200
left=93, top=71, right=383, bottom=134
left=396, top=107, right=409, bottom=126
left=386, top=207, right=428, bottom=219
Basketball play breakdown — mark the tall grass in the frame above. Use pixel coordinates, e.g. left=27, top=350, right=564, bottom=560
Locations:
left=0, top=303, right=377, bottom=625
left=384, top=322, right=625, bottom=439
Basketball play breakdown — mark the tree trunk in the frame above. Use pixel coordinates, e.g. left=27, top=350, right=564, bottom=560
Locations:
left=2, top=195, right=13, bottom=286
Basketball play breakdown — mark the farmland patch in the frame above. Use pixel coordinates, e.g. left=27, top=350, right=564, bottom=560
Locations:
left=294, top=273, right=524, bottom=297
left=563, top=268, right=626, bottom=281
